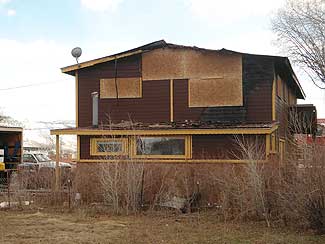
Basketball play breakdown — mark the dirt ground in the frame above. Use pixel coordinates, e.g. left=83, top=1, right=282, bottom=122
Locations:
left=1, top=209, right=325, bottom=244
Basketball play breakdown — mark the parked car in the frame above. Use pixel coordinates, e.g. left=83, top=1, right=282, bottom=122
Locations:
left=21, top=152, right=72, bottom=169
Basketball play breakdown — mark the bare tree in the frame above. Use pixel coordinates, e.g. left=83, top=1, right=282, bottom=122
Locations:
left=272, top=0, right=325, bottom=88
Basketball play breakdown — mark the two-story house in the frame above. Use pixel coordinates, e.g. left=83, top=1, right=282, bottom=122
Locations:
left=51, top=40, right=316, bottom=165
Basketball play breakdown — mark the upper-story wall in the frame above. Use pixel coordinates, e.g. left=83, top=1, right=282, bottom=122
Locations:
left=77, top=48, right=276, bottom=127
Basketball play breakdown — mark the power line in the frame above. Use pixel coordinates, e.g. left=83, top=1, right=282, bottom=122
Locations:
left=0, top=81, right=66, bottom=91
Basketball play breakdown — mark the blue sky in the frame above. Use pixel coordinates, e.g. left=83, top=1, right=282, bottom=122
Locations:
left=0, top=0, right=324, bottom=123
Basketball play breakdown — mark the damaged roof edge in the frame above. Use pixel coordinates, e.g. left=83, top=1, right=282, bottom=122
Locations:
left=284, top=58, right=306, bottom=99
left=60, top=40, right=306, bottom=99
left=61, top=40, right=167, bottom=75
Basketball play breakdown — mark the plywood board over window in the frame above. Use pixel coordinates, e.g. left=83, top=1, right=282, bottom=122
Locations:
left=100, top=77, right=142, bottom=99
left=142, top=47, right=243, bottom=107
left=189, top=77, right=242, bottom=107
left=142, top=48, right=242, bottom=80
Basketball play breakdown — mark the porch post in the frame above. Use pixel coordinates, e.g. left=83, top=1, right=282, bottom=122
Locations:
left=55, top=134, right=60, bottom=191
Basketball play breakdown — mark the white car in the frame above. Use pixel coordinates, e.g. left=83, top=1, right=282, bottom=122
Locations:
left=21, top=152, right=71, bottom=169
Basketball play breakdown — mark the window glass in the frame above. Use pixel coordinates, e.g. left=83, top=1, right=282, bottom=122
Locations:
left=23, top=154, right=36, bottom=163
left=97, top=141, right=123, bottom=153
left=136, top=137, right=185, bottom=155
left=35, top=154, right=50, bottom=162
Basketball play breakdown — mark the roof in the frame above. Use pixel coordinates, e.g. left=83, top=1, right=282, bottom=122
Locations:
left=61, top=39, right=305, bottom=99
left=0, top=126, right=23, bottom=133
left=51, top=121, right=279, bottom=135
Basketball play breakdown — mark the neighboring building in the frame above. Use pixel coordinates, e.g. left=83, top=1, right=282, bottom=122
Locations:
left=51, top=40, right=316, bottom=164
left=0, top=126, right=23, bottom=178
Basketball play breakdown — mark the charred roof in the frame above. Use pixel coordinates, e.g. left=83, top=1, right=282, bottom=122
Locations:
left=61, top=40, right=305, bottom=99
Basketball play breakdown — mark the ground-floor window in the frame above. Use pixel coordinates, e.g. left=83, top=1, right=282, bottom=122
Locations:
left=90, top=138, right=128, bottom=156
left=132, top=136, right=191, bottom=158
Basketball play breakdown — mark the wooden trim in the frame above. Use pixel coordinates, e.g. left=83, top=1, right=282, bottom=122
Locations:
left=77, top=135, right=80, bottom=161
left=75, top=70, right=79, bottom=127
left=61, top=50, right=143, bottom=73
left=266, top=134, right=271, bottom=158
left=271, top=133, right=276, bottom=153
left=272, top=78, right=276, bottom=121
left=90, top=138, right=128, bottom=156
left=130, top=135, right=191, bottom=159
left=279, top=138, right=285, bottom=162
left=0, top=127, right=23, bottom=132
left=170, top=79, right=174, bottom=122
left=77, top=159, right=268, bottom=164
left=55, top=135, right=60, bottom=191
left=51, top=124, right=279, bottom=136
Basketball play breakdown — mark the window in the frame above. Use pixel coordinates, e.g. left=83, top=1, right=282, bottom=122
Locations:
left=23, top=154, right=37, bottom=163
left=90, top=138, right=128, bottom=156
left=132, top=136, right=191, bottom=158
left=100, top=78, right=142, bottom=99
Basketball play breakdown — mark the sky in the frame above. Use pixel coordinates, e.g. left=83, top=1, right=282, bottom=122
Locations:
left=0, top=0, right=324, bottom=125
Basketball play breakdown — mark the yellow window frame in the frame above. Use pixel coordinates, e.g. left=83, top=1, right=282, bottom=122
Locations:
left=130, top=135, right=192, bottom=159
left=90, top=138, right=128, bottom=156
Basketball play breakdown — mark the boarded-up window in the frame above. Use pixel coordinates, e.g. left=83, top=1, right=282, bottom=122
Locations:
left=142, top=48, right=242, bottom=80
left=189, top=77, right=242, bottom=107
left=142, top=48, right=243, bottom=107
left=100, top=77, right=141, bottom=98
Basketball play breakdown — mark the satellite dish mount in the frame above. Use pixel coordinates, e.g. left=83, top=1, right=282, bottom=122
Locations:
left=71, top=47, right=82, bottom=65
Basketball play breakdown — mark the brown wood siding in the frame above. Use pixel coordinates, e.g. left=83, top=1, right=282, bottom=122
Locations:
left=77, top=52, right=275, bottom=126
left=192, top=134, right=266, bottom=160
left=80, top=136, right=90, bottom=160
left=78, top=55, right=142, bottom=127
left=275, top=96, right=288, bottom=138
left=243, top=55, right=274, bottom=123
left=173, top=79, right=204, bottom=121
left=78, top=54, right=170, bottom=126
left=99, top=80, right=170, bottom=123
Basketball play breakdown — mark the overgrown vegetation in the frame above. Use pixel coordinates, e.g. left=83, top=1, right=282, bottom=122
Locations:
left=2, top=134, right=325, bottom=235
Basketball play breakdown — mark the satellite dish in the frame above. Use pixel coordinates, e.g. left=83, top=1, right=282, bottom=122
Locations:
left=71, top=47, right=82, bottom=64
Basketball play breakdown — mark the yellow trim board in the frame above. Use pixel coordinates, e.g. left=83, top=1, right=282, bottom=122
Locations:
left=170, top=79, right=174, bottom=122
left=77, top=159, right=268, bottom=164
left=77, top=135, right=80, bottom=161
left=272, top=78, right=276, bottom=121
left=51, top=124, right=279, bottom=136
left=266, top=134, right=271, bottom=158
left=61, top=50, right=143, bottom=74
left=75, top=70, right=79, bottom=127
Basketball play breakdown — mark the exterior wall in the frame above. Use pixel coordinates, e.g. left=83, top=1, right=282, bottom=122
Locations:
left=77, top=51, right=276, bottom=127
left=79, top=134, right=267, bottom=161
left=243, top=55, right=274, bottom=123
left=275, top=75, right=298, bottom=138
left=78, top=54, right=143, bottom=126
left=192, top=134, right=266, bottom=160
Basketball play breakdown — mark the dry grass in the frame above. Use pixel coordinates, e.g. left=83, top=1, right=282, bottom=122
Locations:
left=1, top=209, right=325, bottom=244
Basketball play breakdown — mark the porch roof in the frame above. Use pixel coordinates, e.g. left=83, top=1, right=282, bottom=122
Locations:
left=50, top=121, right=279, bottom=136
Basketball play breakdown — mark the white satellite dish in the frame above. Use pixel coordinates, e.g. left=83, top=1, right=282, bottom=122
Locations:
left=71, top=47, right=82, bottom=64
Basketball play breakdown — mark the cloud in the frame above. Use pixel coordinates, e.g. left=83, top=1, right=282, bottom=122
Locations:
left=0, top=39, right=75, bottom=121
left=80, top=0, right=123, bottom=12
left=0, top=0, right=11, bottom=4
left=186, top=0, right=285, bottom=21
left=7, top=9, right=15, bottom=16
